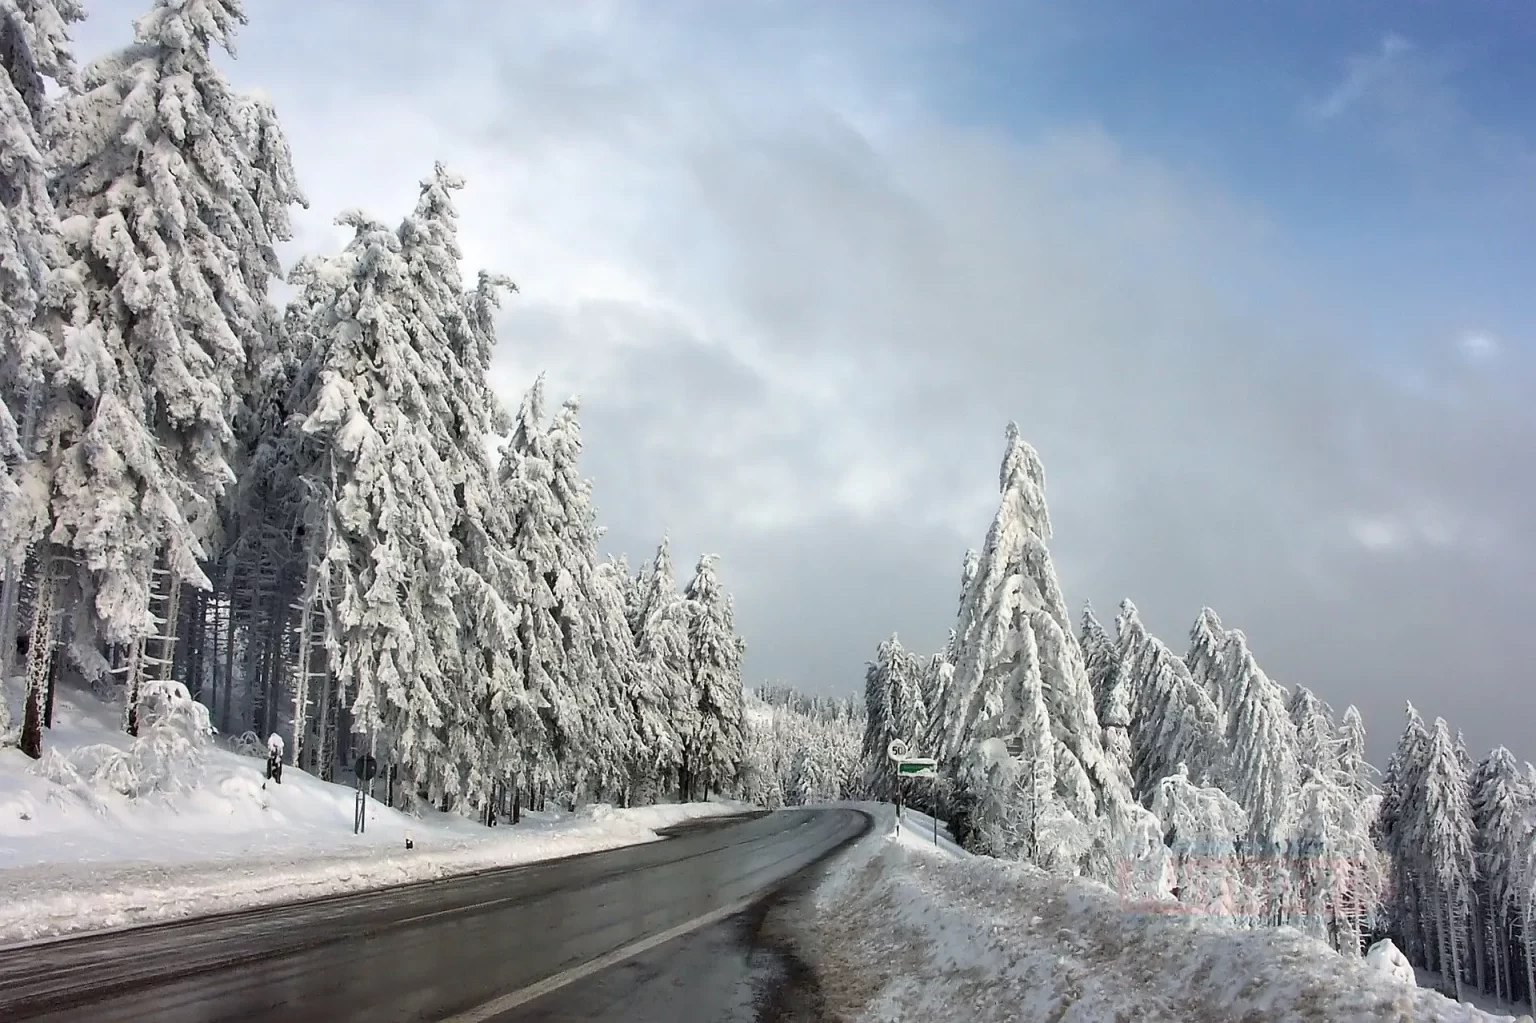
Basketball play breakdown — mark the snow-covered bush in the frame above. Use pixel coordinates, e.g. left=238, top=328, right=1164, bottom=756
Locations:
left=29, top=681, right=212, bottom=800
left=228, top=730, right=266, bottom=758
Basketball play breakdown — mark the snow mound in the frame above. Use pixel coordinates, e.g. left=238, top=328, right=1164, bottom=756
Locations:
left=0, top=688, right=743, bottom=944
left=1366, top=938, right=1417, bottom=986
left=792, top=804, right=1516, bottom=1023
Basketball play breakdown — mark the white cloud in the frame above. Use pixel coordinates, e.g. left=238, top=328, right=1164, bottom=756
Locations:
left=1458, top=331, right=1500, bottom=362
left=1308, top=33, right=1413, bottom=122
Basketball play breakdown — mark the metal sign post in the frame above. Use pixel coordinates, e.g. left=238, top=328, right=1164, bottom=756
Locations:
left=353, top=754, right=378, bottom=835
left=886, top=740, right=938, bottom=836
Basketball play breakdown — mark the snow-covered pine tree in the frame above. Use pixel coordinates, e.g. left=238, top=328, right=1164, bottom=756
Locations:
left=1185, top=607, right=1230, bottom=724
left=1285, top=685, right=1378, bottom=953
left=1337, top=705, right=1376, bottom=802
left=919, top=644, right=953, bottom=754
left=1222, top=629, right=1299, bottom=854
left=682, top=553, right=745, bottom=799
left=1115, top=600, right=1224, bottom=798
left=860, top=634, right=896, bottom=801
left=1289, top=686, right=1338, bottom=782
left=595, top=556, right=672, bottom=803
left=543, top=394, right=630, bottom=802
left=293, top=210, right=462, bottom=810
left=1514, top=771, right=1536, bottom=1012
left=0, top=0, right=82, bottom=748
left=391, top=166, right=528, bottom=811
left=1377, top=703, right=1432, bottom=968
left=1334, top=704, right=1385, bottom=951
left=630, top=536, right=692, bottom=799
left=43, top=0, right=302, bottom=727
left=860, top=634, right=926, bottom=801
left=1471, top=747, right=1530, bottom=1004
left=1421, top=717, right=1478, bottom=1001
left=1450, top=729, right=1491, bottom=993
left=1216, top=627, right=1300, bottom=929
left=495, top=378, right=606, bottom=806
left=1080, top=601, right=1133, bottom=784
left=934, top=425, right=1152, bottom=877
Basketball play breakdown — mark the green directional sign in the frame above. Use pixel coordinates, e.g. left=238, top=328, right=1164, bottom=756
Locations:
left=897, top=758, right=937, bottom=777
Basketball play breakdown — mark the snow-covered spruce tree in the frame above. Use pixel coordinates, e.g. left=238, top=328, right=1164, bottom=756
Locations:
left=1471, top=747, right=1530, bottom=1004
left=860, top=633, right=928, bottom=800
left=919, top=645, right=952, bottom=752
left=1285, top=685, right=1381, bottom=953
left=1337, top=704, right=1376, bottom=802
left=934, top=424, right=1156, bottom=879
left=1377, top=703, right=1432, bottom=968
left=292, top=211, right=463, bottom=811
left=392, top=168, right=532, bottom=812
left=1115, top=600, right=1224, bottom=798
left=1221, top=629, right=1298, bottom=854
left=43, top=0, right=302, bottom=731
left=0, top=0, right=82, bottom=749
left=595, top=556, right=673, bottom=803
left=542, top=394, right=630, bottom=803
left=629, top=536, right=691, bottom=800
left=1220, top=628, right=1302, bottom=929
left=1080, top=601, right=1133, bottom=785
left=1420, top=717, right=1478, bottom=1001
left=860, top=634, right=896, bottom=800
left=1185, top=607, right=1230, bottom=726
left=1336, top=704, right=1385, bottom=949
left=1514, top=774, right=1536, bottom=1012
left=681, top=553, right=745, bottom=799
left=496, top=379, right=592, bottom=806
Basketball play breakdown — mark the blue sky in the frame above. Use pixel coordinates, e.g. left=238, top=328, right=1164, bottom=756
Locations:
left=893, top=0, right=1531, bottom=363
left=946, top=0, right=1536, bottom=355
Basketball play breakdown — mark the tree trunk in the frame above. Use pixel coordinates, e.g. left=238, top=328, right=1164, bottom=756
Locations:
left=221, top=594, right=237, bottom=734
left=312, top=667, right=333, bottom=777
left=188, top=586, right=208, bottom=702
left=1444, top=883, right=1465, bottom=1002
left=42, top=635, right=58, bottom=729
left=18, top=555, right=57, bottom=759
left=1492, top=914, right=1505, bottom=1003
left=1517, top=903, right=1529, bottom=1013
left=512, top=784, right=521, bottom=825
left=1471, top=890, right=1488, bottom=996
left=123, top=638, right=145, bottom=737
left=241, top=566, right=266, bottom=737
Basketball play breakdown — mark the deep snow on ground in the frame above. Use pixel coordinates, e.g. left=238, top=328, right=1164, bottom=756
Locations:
left=0, top=687, right=742, bottom=945
left=1416, top=969, right=1534, bottom=1021
left=895, top=805, right=965, bottom=858
left=792, top=803, right=1522, bottom=1023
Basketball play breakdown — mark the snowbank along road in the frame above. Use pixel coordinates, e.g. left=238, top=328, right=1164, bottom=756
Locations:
left=0, top=807, right=871, bottom=1022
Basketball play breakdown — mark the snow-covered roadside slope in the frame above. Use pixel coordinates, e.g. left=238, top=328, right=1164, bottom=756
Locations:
left=0, top=690, right=744, bottom=945
left=792, top=804, right=1520, bottom=1023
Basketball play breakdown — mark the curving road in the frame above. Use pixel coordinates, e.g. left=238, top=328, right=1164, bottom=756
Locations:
left=0, top=808, right=870, bottom=1023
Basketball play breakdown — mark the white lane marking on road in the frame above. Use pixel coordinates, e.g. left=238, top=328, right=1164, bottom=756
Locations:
left=438, top=894, right=763, bottom=1023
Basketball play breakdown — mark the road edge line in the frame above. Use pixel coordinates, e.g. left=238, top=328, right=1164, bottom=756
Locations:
left=439, top=894, right=763, bottom=1022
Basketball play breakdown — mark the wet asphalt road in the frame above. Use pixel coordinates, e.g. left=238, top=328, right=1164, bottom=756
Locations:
left=0, top=807, right=870, bottom=1023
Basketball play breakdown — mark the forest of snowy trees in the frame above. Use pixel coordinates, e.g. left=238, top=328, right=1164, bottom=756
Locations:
left=861, top=422, right=1536, bottom=1006
left=0, top=0, right=747, bottom=817
left=738, top=685, right=863, bottom=809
